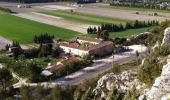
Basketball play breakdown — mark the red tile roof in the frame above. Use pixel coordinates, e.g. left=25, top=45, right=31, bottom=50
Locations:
left=90, top=41, right=113, bottom=50
left=59, top=42, right=89, bottom=51
left=77, top=37, right=103, bottom=43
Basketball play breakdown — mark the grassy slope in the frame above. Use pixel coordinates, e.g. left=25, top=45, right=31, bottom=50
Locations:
left=40, top=10, right=130, bottom=25
left=84, top=26, right=159, bottom=38
left=0, top=13, right=80, bottom=44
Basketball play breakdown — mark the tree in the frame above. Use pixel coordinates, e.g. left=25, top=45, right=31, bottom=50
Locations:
left=0, top=68, right=12, bottom=91
left=50, top=86, right=63, bottom=100
left=34, top=85, right=43, bottom=100
left=27, top=62, right=42, bottom=82
left=52, top=46, right=61, bottom=57
left=20, top=87, right=31, bottom=100
left=39, top=44, right=53, bottom=57
left=33, top=33, right=54, bottom=44
left=100, top=30, right=109, bottom=40
left=11, top=41, right=23, bottom=59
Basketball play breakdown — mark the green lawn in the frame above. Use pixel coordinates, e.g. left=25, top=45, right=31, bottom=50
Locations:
left=84, top=26, right=159, bottom=38
left=104, top=5, right=170, bottom=13
left=40, top=10, right=130, bottom=25
left=0, top=13, right=80, bottom=44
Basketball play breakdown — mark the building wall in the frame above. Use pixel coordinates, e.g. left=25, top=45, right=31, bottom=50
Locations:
left=89, top=43, right=113, bottom=57
left=60, top=46, right=89, bottom=56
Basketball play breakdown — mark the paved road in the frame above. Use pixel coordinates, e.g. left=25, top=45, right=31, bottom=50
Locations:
left=52, top=52, right=137, bottom=86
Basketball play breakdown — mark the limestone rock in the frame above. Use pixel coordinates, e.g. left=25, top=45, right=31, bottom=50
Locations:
left=93, top=70, right=145, bottom=99
left=139, top=61, right=170, bottom=100
left=162, top=27, right=170, bottom=45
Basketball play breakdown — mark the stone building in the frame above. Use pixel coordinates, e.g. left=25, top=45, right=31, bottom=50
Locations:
left=59, top=37, right=114, bottom=57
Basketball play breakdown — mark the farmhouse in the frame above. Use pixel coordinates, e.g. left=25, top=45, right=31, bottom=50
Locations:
left=41, top=56, right=80, bottom=76
left=59, top=37, right=114, bottom=57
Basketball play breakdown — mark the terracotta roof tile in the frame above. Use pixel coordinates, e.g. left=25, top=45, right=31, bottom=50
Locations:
left=77, top=37, right=103, bottom=43
left=59, top=42, right=89, bottom=51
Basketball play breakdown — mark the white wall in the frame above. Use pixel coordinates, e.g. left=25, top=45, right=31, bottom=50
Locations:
left=60, top=46, right=89, bottom=56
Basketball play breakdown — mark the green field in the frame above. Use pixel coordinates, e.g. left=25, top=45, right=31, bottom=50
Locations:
left=0, top=13, right=80, bottom=44
left=103, top=5, right=170, bottom=13
left=40, top=10, right=130, bottom=25
left=84, top=26, right=159, bottom=38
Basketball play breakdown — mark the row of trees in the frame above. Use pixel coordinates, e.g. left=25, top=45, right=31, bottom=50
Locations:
left=87, top=20, right=159, bottom=34
left=33, top=33, right=54, bottom=44
left=7, top=59, right=43, bottom=82
left=110, top=2, right=169, bottom=10
left=6, top=38, right=61, bottom=59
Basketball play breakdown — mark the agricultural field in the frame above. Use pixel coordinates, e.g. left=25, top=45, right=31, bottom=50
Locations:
left=40, top=10, right=129, bottom=25
left=85, top=26, right=159, bottom=38
left=104, top=5, right=170, bottom=13
left=0, top=13, right=80, bottom=44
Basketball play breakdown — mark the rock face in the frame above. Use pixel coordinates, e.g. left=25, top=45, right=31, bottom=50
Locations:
left=139, top=59, right=170, bottom=100
left=162, top=27, right=170, bottom=45
left=93, top=70, right=145, bottom=99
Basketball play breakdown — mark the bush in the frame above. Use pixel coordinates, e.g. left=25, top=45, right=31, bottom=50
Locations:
left=0, top=7, right=12, bottom=13
left=159, top=44, right=170, bottom=56
left=154, top=13, right=158, bottom=16
left=112, top=65, right=121, bottom=74
left=137, top=51, right=161, bottom=85
left=136, top=12, right=139, bottom=14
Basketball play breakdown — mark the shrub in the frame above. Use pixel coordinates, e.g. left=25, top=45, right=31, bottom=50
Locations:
left=159, top=44, right=170, bottom=56
left=136, top=12, right=139, bottom=14
left=154, top=13, right=158, bottom=16
left=137, top=51, right=161, bottom=85
left=0, top=7, right=12, bottom=13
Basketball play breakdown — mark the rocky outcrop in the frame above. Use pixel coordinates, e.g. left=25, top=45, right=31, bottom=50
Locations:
left=162, top=27, right=170, bottom=45
left=139, top=58, right=170, bottom=100
left=93, top=70, right=146, bottom=99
